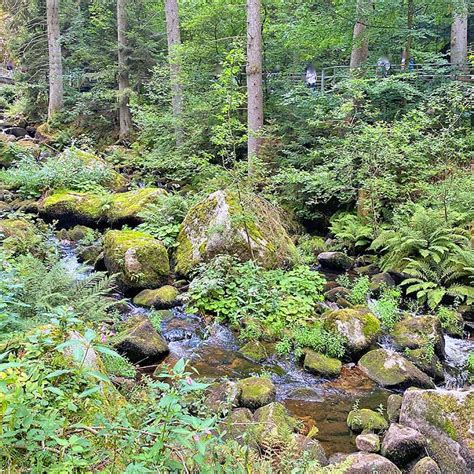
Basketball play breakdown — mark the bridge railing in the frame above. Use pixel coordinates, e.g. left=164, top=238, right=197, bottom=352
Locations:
left=0, top=66, right=14, bottom=84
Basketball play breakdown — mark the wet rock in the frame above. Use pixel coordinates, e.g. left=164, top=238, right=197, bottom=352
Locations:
left=113, top=315, right=169, bottom=364
left=323, top=308, right=381, bottom=356
left=346, top=408, right=388, bottom=433
left=387, top=394, right=403, bottom=422
left=253, top=402, right=299, bottom=449
left=78, top=244, right=103, bottom=265
left=332, top=452, right=401, bottom=473
left=303, top=349, right=342, bottom=377
left=236, top=376, right=276, bottom=410
left=370, top=272, right=396, bottom=291
left=438, top=309, right=464, bottom=337
left=222, top=408, right=255, bottom=445
left=392, top=315, right=445, bottom=359
left=399, top=389, right=474, bottom=473
left=381, top=423, right=426, bottom=466
left=239, top=340, right=269, bottom=362
left=325, top=286, right=351, bottom=302
left=356, top=433, right=380, bottom=453
left=409, top=457, right=441, bottom=474
left=204, top=381, right=238, bottom=414
left=354, top=255, right=377, bottom=267
left=404, top=348, right=444, bottom=382
left=175, top=190, right=298, bottom=276
left=104, top=230, right=169, bottom=290
left=4, top=126, right=27, bottom=138
left=133, top=286, right=179, bottom=309
left=358, top=349, right=435, bottom=389
left=317, top=251, right=354, bottom=271
left=58, top=225, right=94, bottom=242
left=354, top=264, right=380, bottom=277
left=292, top=433, right=328, bottom=466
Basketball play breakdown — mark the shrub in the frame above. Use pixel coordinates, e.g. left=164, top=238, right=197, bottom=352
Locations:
left=330, top=213, right=374, bottom=252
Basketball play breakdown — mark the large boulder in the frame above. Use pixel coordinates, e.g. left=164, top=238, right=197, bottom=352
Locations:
left=404, top=348, right=444, bottom=382
left=381, top=423, right=426, bottom=467
left=292, top=434, right=328, bottom=466
left=133, top=285, right=179, bottom=308
left=410, top=457, right=441, bottom=474
left=332, top=452, right=401, bottom=473
left=175, top=190, right=298, bottom=275
left=239, top=341, right=270, bottom=363
left=387, top=394, right=403, bottom=423
left=236, top=376, right=276, bottom=410
left=399, top=389, right=474, bottom=473
left=104, top=230, right=169, bottom=290
left=346, top=408, right=388, bottom=433
left=0, top=218, right=42, bottom=254
left=323, top=309, right=381, bottom=356
left=392, top=315, right=445, bottom=358
left=41, top=188, right=166, bottom=225
left=113, top=315, right=169, bottom=364
left=317, top=251, right=354, bottom=271
left=303, top=349, right=342, bottom=377
left=358, top=349, right=435, bottom=389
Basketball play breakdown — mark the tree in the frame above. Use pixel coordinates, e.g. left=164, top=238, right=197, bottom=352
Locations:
left=401, top=0, right=415, bottom=67
left=451, top=0, right=468, bottom=69
left=349, top=0, right=372, bottom=68
left=246, top=0, right=264, bottom=162
left=117, top=0, right=133, bottom=141
left=46, top=0, right=63, bottom=119
left=164, top=0, right=184, bottom=147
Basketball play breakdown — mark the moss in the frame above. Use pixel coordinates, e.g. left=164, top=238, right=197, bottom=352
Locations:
left=106, top=188, right=167, bottom=221
left=347, top=409, right=388, bottom=433
left=42, top=191, right=104, bottom=221
left=236, top=376, right=276, bottom=410
left=303, top=349, right=342, bottom=377
left=240, top=341, right=269, bottom=362
left=133, top=285, right=179, bottom=308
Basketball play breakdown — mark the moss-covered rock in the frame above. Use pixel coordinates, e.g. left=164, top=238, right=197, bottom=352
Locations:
left=346, top=408, right=388, bottom=433
left=381, top=423, right=426, bottom=467
left=113, top=315, right=169, bottom=364
left=323, top=308, right=381, bottom=356
left=175, top=190, right=298, bottom=276
left=356, top=433, right=380, bottom=453
left=292, top=434, right=328, bottom=466
left=133, top=285, right=179, bottom=308
left=104, top=230, right=169, bottom=290
left=358, top=349, right=435, bottom=389
left=333, top=452, right=401, bottom=473
left=222, top=408, right=256, bottom=445
left=303, top=349, right=342, bottom=377
left=399, top=389, right=474, bottom=473
left=57, top=225, right=95, bottom=242
left=239, top=341, right=270, bottom=362
left=404, top=348, right=444, bottom=382
left=204, top=381, right=239, bottom=414
left=0, top=218, right=42, bottom=254
left=410, top=457, right=441, bottom=474
left=317, top=251, right=354, bottom=271
left=392, top=315, right=445, bottom=359
left=236, top=376, right=276, bottom=410
left=387, top=394, right=403, bottom=423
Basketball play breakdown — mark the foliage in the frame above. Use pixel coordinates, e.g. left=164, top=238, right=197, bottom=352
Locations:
left=371, top=285, right=402, bottom=330
left=292, top=323, right=346, bottom=359
left=348, top=276, right=371, bottom=305
left=329, top=213, right=374, bottom=252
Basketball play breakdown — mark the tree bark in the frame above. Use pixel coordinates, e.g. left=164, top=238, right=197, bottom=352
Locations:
left=117, top=0, right=132, bottom=141
left=246, top=0, right=264, bottom=161
left=401, top=0, right=415, bottom=67
left=451, top=0, right=468, bottom=70
left=349, top=0, right=372, bottom=68
left=164, top=0, right=184, bottom=147
left=46, top=0, right=64, bottom=119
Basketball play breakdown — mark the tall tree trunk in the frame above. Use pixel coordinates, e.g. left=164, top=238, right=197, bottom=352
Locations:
left=349, top=0, right=371, bottom=68
left=246, top=0, right=264, bottom=162
left=164, top=0, right=184, bottom=147
left=46, top=0, right=63, bottom=119
left=401, top=0, right=415, bottom=67
left=451, top=0, right=468, bottom=70
left=117, top=0, right=132, bottom=141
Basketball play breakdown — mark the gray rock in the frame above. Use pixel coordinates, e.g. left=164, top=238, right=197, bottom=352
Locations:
left=409, top=456, right=441, bottom=474
left=387, top=394, right=403, bottom=422
left=332, top=452, right=401, bottom=473
left=356, top=433, right=380, bottom=453
left=381, top=423, right=426, bottom=466
left=318, top=251, right=354, bottom=271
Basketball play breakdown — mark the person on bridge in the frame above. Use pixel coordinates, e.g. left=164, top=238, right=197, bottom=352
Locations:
left=305, top=65, right=317, bottom=92
left=376, top=57, right=391, bottom=78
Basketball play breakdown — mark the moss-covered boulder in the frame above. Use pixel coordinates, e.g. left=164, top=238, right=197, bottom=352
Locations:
left=104, top=230, right=169, bottom=290
left=175, top=190, right=298, bottom=276
left=222, top=408, right=256, bottom=445
left=204, top=381, right=239, bottom=414
left=404, top=348, right=444, bottom=382
left=57, top=225, right=95, bottom=242
left=303, top=349, right=342, bottom=377
left=358, top=349, right=435, bottom=389
left=253, top=402, right=299, bottom=450
left=317, top=251, right=354, bottom=271
left=0, top=218, right=41, bottom=253
left=410, top=457, right=441, bottom=474
left=392, top=315, right=445, bottom=359
left=113, top=315, right=169, bottom=364
left=292, top=434, right=328, bottom=466
left=346, top=408, right=388, bottom=433
left=333, top=452, right=401, bottom=473
left=236, top=376, right=276, bottom=410
left=133, top=285, right=179, bottom=308
left=387, top=394, right=403, bottom=423
left=323, top=308, right=381, bottom=356
left=399, top=389, right=474, bottom=473
left=381, top=423, right=426, bottom=467
left=239, top=341, right=271, bottom=362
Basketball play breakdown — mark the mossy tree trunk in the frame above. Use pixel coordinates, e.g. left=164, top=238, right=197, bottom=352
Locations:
left=451, top=0, right=468, bottom=71
left=349, top=0, right=372, bottom=69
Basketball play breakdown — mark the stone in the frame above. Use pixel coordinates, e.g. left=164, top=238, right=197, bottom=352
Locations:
left=133, top=286, right=179, bottom=308
left=346, top=408, right=388, bottom=433
left=332, top=452, right=401, bottom=473
left=0, top=217, right=41, bottom=254
left=356, top=433, right=380, bottom=453
left=381, top=423, right=426, bottom=466
left=354, top=264, right=380, bottom=277
left=387, top=394, right=403, bottom=423
left=113, top=315, right=169, bottom=364
left=409, top=457, right=441, bottom=474
left=104, top=230, right=169, bottom=290
left=404, top=348, right=444, bottom=382
left=175, top=190, right=298, bottom=276
left=370, top=272, right=396, bottom=291
left=317, top=251, right=354, bottom=271
left=303, top=349, right=342, bottom=377
left=292, top=434, right=328, bottom=466
left=78, top=245, right=103, bottom=265
left=239, top=341, right=269, bottom=362
left=236, top=376, right=276, bottom=410
left=358, top=349, right=435, bottom=389
left=323, top=308, right=381, bottom=356
left=3, top=126, right=28, bottom=138
left=325, top=286, right=351, bottom=302
left=392, top=315, right=445, bottom=358
left=204, top=381, right=238, bottom=414
left=399, top=389, right=474, bottom=473
left=222, top=408, right=255, bottom=445
left=253, top=402, right=299, bottom=449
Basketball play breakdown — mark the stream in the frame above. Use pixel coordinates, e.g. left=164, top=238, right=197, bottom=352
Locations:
left=58, top=240, right=473, bottom=457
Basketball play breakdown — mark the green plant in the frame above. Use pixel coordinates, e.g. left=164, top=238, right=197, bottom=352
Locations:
left=293, top=323, right=346, bottom=359
left=371, top=285, right=402, bottom=330
left=330, top=213, right=374, bottom=252
left=349, top=276, right=371, bottom=305
left=436, top=306, right=464, bottom=336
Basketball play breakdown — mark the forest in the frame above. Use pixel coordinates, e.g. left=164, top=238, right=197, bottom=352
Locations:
left=0, top=0, right=473, bottom=472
